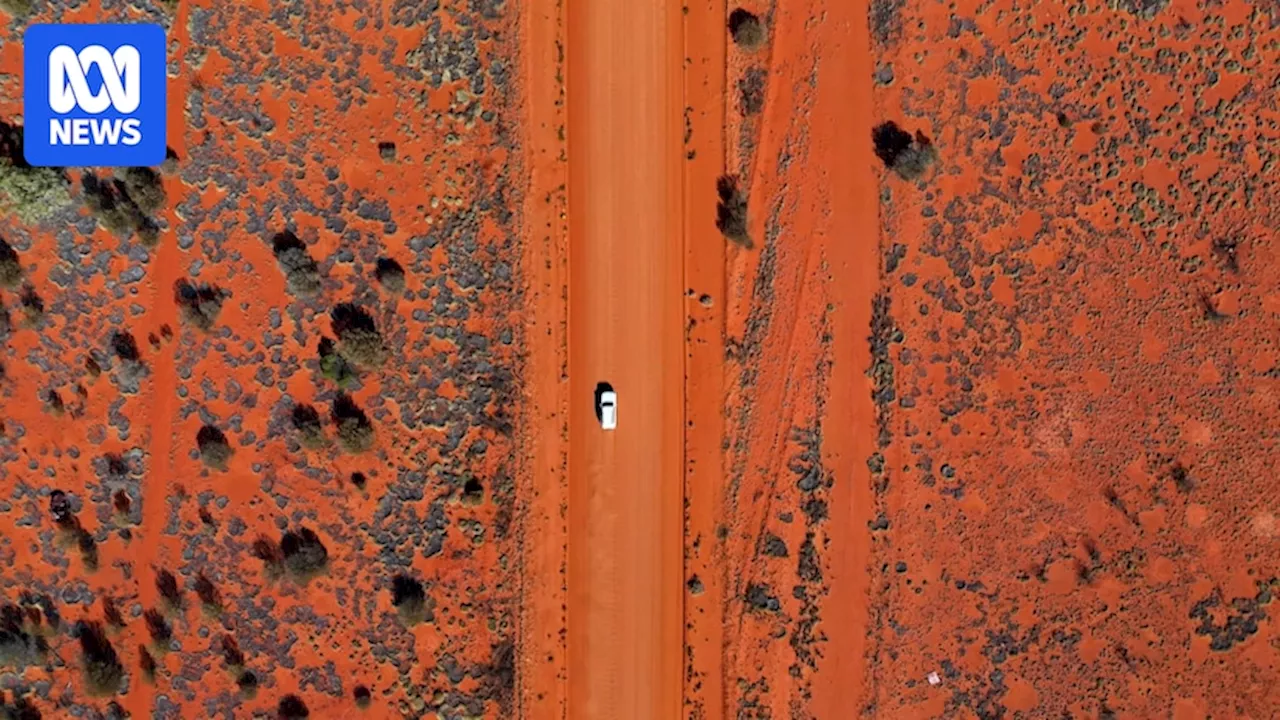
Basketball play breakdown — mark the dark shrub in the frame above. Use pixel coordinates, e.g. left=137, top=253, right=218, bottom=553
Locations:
left=0, top=604, right=46, bottom=669
left=281, top=527, right=328, bottom=579
left=271, top=231, right=321, bottom=296
left=138, top=645, right=157, bottom=682
left=290, top=404, right=326, bottom=449
left=117, top=167, right=166, bottom=214
left=143, top=609, right=170, bottom=646
left=350, top=472, right=368, bottom=491
left=332, top=393, right=374, bottom=453
left=277, top=694, right=309, bottom=719
left=353, top=685, right=371, bottom=708
left=102, top=597, right=125, bottom=628
left=0, top=238, right=21, bottom=289
left=872, top=121, right=938, bottom=180
left=236, top=670, right=259, bottom=697
left=81, top=173, right=147, bottom=239
left=221, top=635, right=244, bottom=668
left=196, top=425, right=233, bottom=470
left=77, top=622, right=123, bottom=695
left=391, top=575, right=431, bottom=625
left=109, top=331, right=140, bottom=363
left=728, top=8, right=766, bottom=49
left=173, top=280, right=227, bottom=332
left=715, top=175, right=751, bottom=248
left=155, top=569, right=181, bottom=609
left=194, top=573, right=220, bottom=610
left=330, top=304, right=387, bottom=367
left=76, top=530, right=98, bottom=572
left=374, top=257, right=405, bottom=292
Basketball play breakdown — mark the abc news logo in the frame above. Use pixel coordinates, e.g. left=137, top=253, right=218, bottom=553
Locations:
left=48, top=44, right=143, bottom=146
left=23, top=24, right=166, bottom=167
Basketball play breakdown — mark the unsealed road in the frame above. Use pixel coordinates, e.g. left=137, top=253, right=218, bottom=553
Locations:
left=565, top=0, right=685, bottom=718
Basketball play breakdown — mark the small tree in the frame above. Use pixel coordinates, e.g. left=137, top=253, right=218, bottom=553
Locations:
left=390, top=575, right=432, bottom=625
left=332, top=393, right=374, bottom=453
left=330, top=304, right=387, bottom=368
left=0, top=238, right=21, bottom=289
left=290, top=404, right=326, bottom=449
left=280, top=527, right=328, bottom=580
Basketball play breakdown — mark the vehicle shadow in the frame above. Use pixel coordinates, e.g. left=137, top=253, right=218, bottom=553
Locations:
left=593, top=381, right=613, bottom=423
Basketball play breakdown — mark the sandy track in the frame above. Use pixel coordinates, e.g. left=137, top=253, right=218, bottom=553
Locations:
left=565, top=0, right=685, bottom=717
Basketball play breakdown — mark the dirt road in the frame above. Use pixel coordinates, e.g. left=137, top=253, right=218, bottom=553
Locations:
left=565, top=0, right=685, bottom=717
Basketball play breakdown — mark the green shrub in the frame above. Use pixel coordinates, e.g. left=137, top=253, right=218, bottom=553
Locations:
left=390, top=575, right=433, bottom=625
left=116, top=167, right=166, bottom=214
left=271, top=232, right=322, bottom=296
left=317, top=337, right=358, bottom=388
left=174, top=279, right=227, bottom=331
left=374, top=257, right=406, bottom=293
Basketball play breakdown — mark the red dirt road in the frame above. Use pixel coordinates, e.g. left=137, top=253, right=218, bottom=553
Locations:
left=565, top=0, right=685, bottom=718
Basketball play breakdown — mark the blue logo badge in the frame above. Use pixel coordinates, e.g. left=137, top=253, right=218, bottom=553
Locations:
left=23, top=24, right=167, bottom=167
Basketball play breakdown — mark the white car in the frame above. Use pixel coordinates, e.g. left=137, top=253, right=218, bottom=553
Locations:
left=598, top=389, right=617, bottom=430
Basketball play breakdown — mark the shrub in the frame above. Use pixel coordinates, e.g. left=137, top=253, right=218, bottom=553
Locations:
left=81, top=174, right=148, bottom=239
left=142, top=609, right=171, bottom=647
left=76, top=530, right=98, bottom=571
left=374, top=257, right=405, bottom=292
left=116, top=167, right=166, bottom=214
left=330, top=304, right=387, bottom=368
left=138, top=645, right=156, bottom=682
left=48, top=490, right=78, bottom=531
left=196, top=425, right=233, bottom=470
left=277, top=694, right=309, bottom=720
left=155, top=569, right=182, bottom=609
left=18, top=285, right=43, bottom=325
left=271, top=232, right=322, bottom=296
left=728, top=8, right=766, bottom=50
left=290, top=404, right=326, bottom=449
left=0, top=136, right=71, bottom=225
left=872, top=121, right=938, bottom=181
left=220, top=635, right=244, bottom=669
left=0, top=0, right=34, bottom=19
left=109, top=331, right=140, bottom=364
left=317, top=337, right=358, bottom=388
left=174, top=280, right=227, bottom=332
left=353, top=685, right=371, bottom=708
left=77, top=622, right=123, bottom=695
left=0, top=605, right=46, bottom=670
left=101, top=598, right=125, bottom=629
left=390, top=575, right=432, bottom=625
left=236, top=670, right=258, bottom=697
left=0, top=238, right=21, bottom=289
left=715, top=175, right=751, bottom=248
left=194, top=573, right=220, bottom=611
left=0, top=694, right=41, bottom=720
left=280, top=527, right=328, bottom=579
left=350, top=472, right=367, bottom=491
left=332, top=393, right=374, bottom=453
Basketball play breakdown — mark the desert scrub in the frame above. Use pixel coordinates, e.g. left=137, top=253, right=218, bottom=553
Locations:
left=81, top=173, right=150, bottom=240
left=872, top=121, right=938, bottom=181
left=353, top=685, right=372, bottom=709
left=196, top=424, right=233, bottom=470
left=330, top=303, right=387, bottom=368
left=155, top=569, right=182, bottom=610
left=332, top=393, right=375, bottom=453
left=271, top=231, right=322, bottom=296
left=76, top=622, right=123, bottom=696
left=138, top=645, right=157, bottom=683
left=0, top=605, right=47, bottom=670
left=115, top=166, right=166, bottom=214
left=715, top=175, right=751, bottom=248
left=174, top=279, right=227, bottom=332
left=317, top=337, right=358, bottom=388
left=0, top=123, right=72, bottom=225
left=0, top=238, right=21, bottom=289
left=18, top=285, right=43, bottom=326
left=290, top=404, right=326, bottom=449
left=194, top=573, right=221, bottom=613
left=374, top=257, right=406, bottom=292
left=142, top=609, right=171, bottom=649
left=281, top=527, right=328, bottom=580
left=391, top=575, right=433, bottom=625
left=236, top=670, right=259, bottom=698
left=0, top=0, right=33, bottom=18
left=277, top=694, right=310, bottom=719
left=728, top=8, right=766, bottom=49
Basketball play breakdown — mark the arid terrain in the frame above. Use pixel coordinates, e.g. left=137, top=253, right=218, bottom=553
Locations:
left=1, top=0, right=1277, bottom=719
